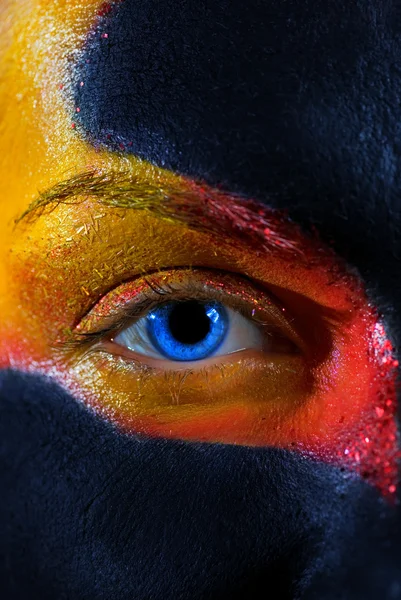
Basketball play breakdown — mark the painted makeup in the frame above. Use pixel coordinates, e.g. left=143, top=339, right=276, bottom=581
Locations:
left=0, top=1, right=398, bottom=502
left=3, top=173, right=399, bottom=501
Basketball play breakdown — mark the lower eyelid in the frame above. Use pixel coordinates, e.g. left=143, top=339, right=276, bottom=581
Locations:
left=90, top=341, right=300, bottom=372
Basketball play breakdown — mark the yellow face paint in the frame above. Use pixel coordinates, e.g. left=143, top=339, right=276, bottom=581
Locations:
left=0, top=0, right=180, bottom=287
left=0, top=0, right=185, bottom=359
left=0, top=0, right=399, bottom=500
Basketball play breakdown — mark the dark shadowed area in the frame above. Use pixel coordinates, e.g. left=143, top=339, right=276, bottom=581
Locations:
left=0, top=371, right=400, bottom=599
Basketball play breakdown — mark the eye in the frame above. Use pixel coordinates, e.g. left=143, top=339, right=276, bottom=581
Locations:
left=75, top=268, right=301, bottom=371
left=116, top=300, right=231, bottom=361
left=9, top=181, right=399, bottom=499
left=114, top=300, right=270, bottom=363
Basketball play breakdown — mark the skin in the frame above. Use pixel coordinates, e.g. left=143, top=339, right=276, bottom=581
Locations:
left=1, top=2, right=401, bottom=599
left=0, top=0, right=398, bottom=497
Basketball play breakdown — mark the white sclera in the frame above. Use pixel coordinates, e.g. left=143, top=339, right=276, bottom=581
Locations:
left=113, top=305, right=265, bottom=362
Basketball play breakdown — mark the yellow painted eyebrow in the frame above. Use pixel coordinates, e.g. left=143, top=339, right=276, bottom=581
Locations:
left=16, top=168, right=300, bottom=255
left=17, top=169, right=193, bottom=223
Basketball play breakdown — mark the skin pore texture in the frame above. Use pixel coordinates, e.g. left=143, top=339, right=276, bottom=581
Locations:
left=1, top=1, right=401, bottom=599
left=0, top=0, right=398, bottom=495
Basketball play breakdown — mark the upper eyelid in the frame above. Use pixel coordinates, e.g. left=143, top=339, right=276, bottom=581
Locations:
left=70, top=266, right=181, bottom=330
left=64, top=268, right=308, bottom=355
left=74, top=267, right=246, bottom=332
left=70, top=265, right=241, bottom=330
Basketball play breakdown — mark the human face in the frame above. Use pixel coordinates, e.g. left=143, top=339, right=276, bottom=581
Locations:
left=2, top=2, right=401, bottom=598
left=0, top=0, right=398, bottom=498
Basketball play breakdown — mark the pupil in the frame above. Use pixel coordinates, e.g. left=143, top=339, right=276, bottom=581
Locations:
left=168, top=301, right=211, bottom=345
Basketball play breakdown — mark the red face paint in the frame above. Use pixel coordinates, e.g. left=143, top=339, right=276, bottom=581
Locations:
left=3, top=173, right=399, bottom=501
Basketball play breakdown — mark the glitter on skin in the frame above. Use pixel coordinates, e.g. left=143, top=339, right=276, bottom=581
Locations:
left=7, top=188, right=400, bottom=499
left=0, top=0, right=398, bottom=501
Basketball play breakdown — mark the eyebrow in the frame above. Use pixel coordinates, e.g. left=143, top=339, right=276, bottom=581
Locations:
left=16, top=169, right=300, bottom=254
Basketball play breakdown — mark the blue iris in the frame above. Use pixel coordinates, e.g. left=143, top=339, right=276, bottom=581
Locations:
left=147, top=300, right=228, bottom=361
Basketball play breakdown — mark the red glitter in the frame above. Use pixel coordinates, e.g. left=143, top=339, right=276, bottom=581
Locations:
left=101, top=33, right=109, bottom=39
left=76, top=107, right=81, bottom=113
left=97, top=2, right=113, bottom=17
left=71, top=123, right=76, bottom=129
left=97, top=0, right=124, bottom=17
left=10, top=174, right=399, bottom=503
left=183, top=179, right=303, bottom=253
left=328, top=318, right=400, bottom=502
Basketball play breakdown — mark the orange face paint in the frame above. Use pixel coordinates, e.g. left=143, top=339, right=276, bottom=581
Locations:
left=0, top=0, right=398, bottom=503
left=2, top=178, right=399, bottom=500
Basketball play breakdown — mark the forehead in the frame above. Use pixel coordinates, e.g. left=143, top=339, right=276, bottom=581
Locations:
left=1, top=1, right=401, bottom=304
left=0, top=1, right=396, bottom=195
left=75, top=0, right=393, bottom=201
left=0, top=2, right=96, bottom=220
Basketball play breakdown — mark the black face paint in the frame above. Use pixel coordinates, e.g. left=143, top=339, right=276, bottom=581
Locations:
left=0, top=371, right=400, bottom=600
left=3, top=3, right=401, bottom=598
left=74, top=0, right=401, bottom=345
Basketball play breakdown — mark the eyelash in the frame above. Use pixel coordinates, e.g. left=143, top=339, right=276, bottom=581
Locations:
left=65, top=268, right=304, bottom=354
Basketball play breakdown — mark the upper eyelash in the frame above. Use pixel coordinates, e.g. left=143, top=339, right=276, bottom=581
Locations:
left=60, top=275, right=279, bottom=352
left=60, top=265, right=346, bottom=363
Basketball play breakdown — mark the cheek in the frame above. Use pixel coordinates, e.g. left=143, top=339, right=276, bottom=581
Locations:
left=26, top=297, right=397, bottom=501
left=314, top=308, right=399, bottom=498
